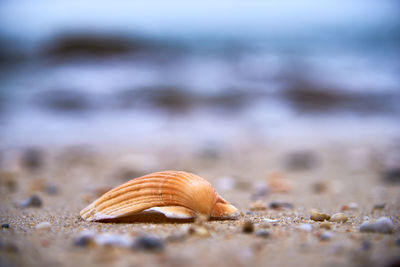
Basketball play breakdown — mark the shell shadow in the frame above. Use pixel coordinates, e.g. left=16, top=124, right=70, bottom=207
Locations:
left=96, top=212, right=238, bottom=224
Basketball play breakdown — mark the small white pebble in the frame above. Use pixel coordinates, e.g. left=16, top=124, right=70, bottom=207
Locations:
left=94, top=233, right=134, bottom=247
left=263, top=218, right=279, bottom=223
left=330, top=213, right=348, bottom=223
left=298, top=224, right=313, bottom=232
left=359, top=217, right=394, bottom=234
left=35, top=222, right=51, bottom=231
left=320, top=231, right=334, bottom=241
left=349, top=202, right=359, bottom=210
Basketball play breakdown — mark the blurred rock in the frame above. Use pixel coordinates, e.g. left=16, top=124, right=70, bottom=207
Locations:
left=359, top=217, right=394, bottom=234
left=20, top=195, right=42, bottom=208
left=21, top=148, right=44, bottom=171
left=188, top=225, right=210, bottom=238
left=319, top=231, right=334, bottom=241
left=373, top=203, right=386, bottom=211
left=312, top=181, right=329, bottom=194
left=249, top=200, right=267, bottom=211
left=34, top=89, right=93, bottom=113
left=45, top=184, right=59, bottom=195
left=0, top=171, right=18, bottom=192
left=349, top=202, right=359, bottom=210
left=74, top=230, right=96, bottom=247
left=42, top=33, right=162, bottom=58
left=267, top=172, right=293, bottom=193
left=285, top=151, right=318, bottom=171
left=382, top=168, right=400, bottom=183
left=95, top=233, right=133, bottom=247
left=242, top=220, right=254, bottom=234
left=0, top=241, right=19, bottom=253
left=133, top=236, right=165, bottom=252
left=298, top=224, right=313, bottom=232
left=255, top=229, right=271, bottom=238
left=116, top=87, right=194, bottom=113
left=269, top=201, right=293, bottom=210
left=361, top=240, right=372, bottom=251
left=283, top=79, right=397, bottom=114
left=251, top=184, right=268, bottom=200
left=319, top=222, right=332, bottom=230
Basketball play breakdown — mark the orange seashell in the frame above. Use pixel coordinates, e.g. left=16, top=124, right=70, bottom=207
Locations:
left=80, top=170, right=239, bottom=221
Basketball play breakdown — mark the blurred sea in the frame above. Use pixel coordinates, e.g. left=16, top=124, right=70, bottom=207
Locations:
left=0, top=0, right=399, bottom=148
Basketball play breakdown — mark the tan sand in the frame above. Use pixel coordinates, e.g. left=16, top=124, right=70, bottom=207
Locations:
left=1, top=139, right=399, bottom=267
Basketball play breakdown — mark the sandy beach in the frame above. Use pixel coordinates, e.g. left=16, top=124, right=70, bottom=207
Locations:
left=1, top=136, right=399, bottom=267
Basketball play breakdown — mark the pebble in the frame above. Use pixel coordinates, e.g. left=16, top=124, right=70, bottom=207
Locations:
left=21, top=148, right=44, bottom=171
left=312, top=182, right=329, bottom=194
left=263, top=218, right=279, bottom=223
left=251, top=184, right=268, bottom=200
left=361, top=240, right=372, bottom=250
left=267, top=173, right=293, bottom=193
left=35, top=222, right=51, bottom=231
left=188, top=225, right=210, bottom=237
left=382, top=167, right=400, bottom=183
left=255, top=230, right=271, bottom=238
left=249, top=200, right=267, bottom=211
left=45, top=185, right=59, bottom=195
left=0, top=171, right=18, bottom=192
left=310, top=210, right=331, bottom=221
left=359, top=217, right=394, bottom=234
left=349, top=202, right=359, bottom=210
left=330, top=213, right=348, bottom=223
left=0, top=241, right=19, bottom=253
left=74, top=230, right=96, bottom=247
left=20, top=195, right=42, bottom=208
left=320, top=222, right=332, bottom=230
left=341, top=205, right=350, bottom=211
left=269, top=202, right=293, bottom=210
left=1, top=223, right=10, bottom=229
left=372, top=203, right=385, bottom=210
left=133, top=236, right=164, bottom=252
left=95, top=233, right=133, bottom=247
left=319, top=231, right=334, bottom=241
left=242, top=220, right=255, bottom=234
left=285, top=151, right=318, bottom=171
left=298, top=224, right=313, bottom=232
left=166, top=233, right=186, bottom=243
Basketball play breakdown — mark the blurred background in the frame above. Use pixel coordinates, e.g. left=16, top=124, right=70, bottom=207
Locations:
left=0, top=0, right=399, bottom=149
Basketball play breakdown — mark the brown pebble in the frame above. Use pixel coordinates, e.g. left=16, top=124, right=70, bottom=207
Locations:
left=188, top=225, right=210, bottom=237
left=242, top=220, right=254, bottom=233
left=310, top=210, right=331, bottom=221
left=372, top=203, right=385, bottom=210
left=267, top=172, right=293, bottom=193
left=0, top=171, right=18, bottom=192
left=330, top=213, right=348, bottom=223
left=320, top=222, right=332, bottom=230
left=312, top=182, right=329, bottom=194
left=341, top=205, right=350, bottom=211
left=249, top=200, right=267, bottom=211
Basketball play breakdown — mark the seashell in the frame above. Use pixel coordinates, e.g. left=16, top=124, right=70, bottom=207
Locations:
left=80, top=170, right=240, bottom=221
